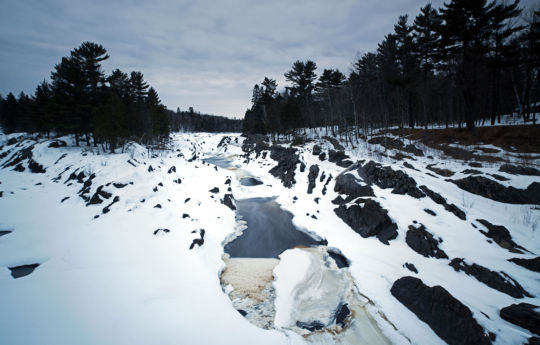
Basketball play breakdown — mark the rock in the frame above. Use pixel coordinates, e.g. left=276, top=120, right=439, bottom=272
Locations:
left=307, top=165, right=319, bottom=194
left=2, top=145, right=34, bottom=169
left=13, top=163, right=25, bottom=172
left=299, top=162, right=306, bottom=172
left=113, top=182, right=128, bottom=188
left=312, top=144, right=322, bottom=156
left=449, top=258, right=530, bottom=298
left=427, top=164, right=455, bottom=177
left=334, top=199, right=398, bottom=245
left=489, top=174, right=509, bottom=181
left=469, top=162, right=483, bottom=168
left=182, top=214, right=190, bottom=218
left=406, top=224, right=448, bottom=259
left=333, top=173, right=374, bottom=202
left=404, top=262, right=418, bottom=273
left=167, top=166, right=176, bottom=174
left=296, top=321, right=325, bottom=332
left=237, top=309, right=247, bottom=317
left=318, top=152, right=326, bottom=161
left=147, top=165, right=154, bottom=172
left=403, top=161, right=419, bottom=171
left=328, top=150, right=353, bottom=167
left=241, top=134, right=269, bottom=156
left=268, top=145, right=300, bottom=188
left=476, top=219, right=525, bottom=253
left=499, top=164, right=540, bottom=176
left=222, top=194, right=236, bottom=210
left=28, top=159, right=46, bottom=173
left=461, top=169, right=483, bottom=175
left=424, top=208, right=436, bottom=216
left=358, top=161, right=424, bottom=198
left=452, top=176, right=540, bottom=204
left=48, top=140, right=67, bottom=148
left=500, top=303, right=540, bottom=336
left=189, top=229, right=205, bottom=249
left=102, top=196, right=119, bottom=214
left=225, top=178, right=231, bottom=185
left=322, top=175, right=332, bottom=195
left=153, top=228, right=170, bottom=235
left=391, top=276, right=492, bottom=345
left=154, top=204, right=162, bottom=208
left=60, top=196, right=70, bottom=203
left=508, top=257, right=540, bottom=273
left=420, top=185, right=466, bottom=220
left=8, top=263, right=40, bottom=279
left=173, top=178, right=182, bottom=184
left=528, top=336, right=540, bottom=345
left=327, top=249, right=350, bottom=268
left=7, top=137, right=18, bottom=145
left=323, top=136, right=345, bottom=150
left=333, top=303, right=350, bottom=326
left=209, top=187, right=219, bottom=193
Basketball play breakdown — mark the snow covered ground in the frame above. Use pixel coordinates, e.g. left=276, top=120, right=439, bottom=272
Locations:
left=0, top=129, right=539, bottom=345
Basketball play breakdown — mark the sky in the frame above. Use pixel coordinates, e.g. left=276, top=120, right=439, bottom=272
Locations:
left=0, top=0, right=537, bottom=119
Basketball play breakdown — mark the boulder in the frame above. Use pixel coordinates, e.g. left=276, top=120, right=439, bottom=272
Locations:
left=500, top=303, right=540, bottom=336
left=499, top=164, right=540, bottom=176
left=452, top=176, right=540, bottom=204
left=334, top=199, right=397, bottom=245
left=420, top=185, right=466, bottom=220
left=358, top=161, right=424, bottom=198
left=476, top=219, right=525, bottom=253
left=508, top=257, right=540, bottom=273
left=307, top=165, right=319, bottom=194
left=391, top=276, right=492, bottom=345
left=406, top=224, right=448, bottom=259
left=268, top=145, right=300, bottom=188
left=333, top=173, right=374, bottom=202
left=449, top=258, right=530, bottom=298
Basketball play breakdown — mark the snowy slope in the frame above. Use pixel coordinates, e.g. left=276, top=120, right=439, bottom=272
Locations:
left=0, top=130, right=539, bottom=345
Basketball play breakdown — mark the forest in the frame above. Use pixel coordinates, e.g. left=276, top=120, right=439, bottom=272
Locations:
left=243, top=0, right=540, bottom=142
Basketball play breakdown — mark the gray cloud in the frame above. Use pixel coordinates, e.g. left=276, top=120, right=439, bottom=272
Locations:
left=1, top=0, right=537, bottom=118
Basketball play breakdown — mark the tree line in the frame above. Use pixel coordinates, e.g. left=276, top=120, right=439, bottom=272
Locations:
left=0, top=41, right=170, bottom=152
left=243, top=0, right=539, bottom=140
left=169, top=107, right=242, bottom=133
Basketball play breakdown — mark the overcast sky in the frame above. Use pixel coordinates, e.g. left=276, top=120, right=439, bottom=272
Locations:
left=1, top=0, right=537, bottom=118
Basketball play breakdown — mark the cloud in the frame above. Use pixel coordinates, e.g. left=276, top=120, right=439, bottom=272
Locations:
left=1, top=0, right=536, bottom=118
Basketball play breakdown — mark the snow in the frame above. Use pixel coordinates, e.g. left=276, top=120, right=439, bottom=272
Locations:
left=1, top=129, right=539, bottom=345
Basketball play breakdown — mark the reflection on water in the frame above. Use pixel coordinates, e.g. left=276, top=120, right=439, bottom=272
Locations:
left=224, top=197, right=324, bottom=258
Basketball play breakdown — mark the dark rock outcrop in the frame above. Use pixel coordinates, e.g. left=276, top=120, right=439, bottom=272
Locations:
left=209, top=187, right=220, bottom=193
left=509, top=257, right=540, bottom=273
left=452, top=176, right=540, bottom=204
left=476, top=219, right=525, bottom=253
left=333, top=173, right=374, bottom=202
left=28, top=159, right=46, bottom=173
left=153, top=228, right=170, bottom=235
left=189, top=229, right=205, bottom=249
left=323, top=136, right=345, bottom=150
left=420, top=185, right=466, bottom=220
left=404, top=262, right=418, bottom=273
left=391, top=276, right=492, bottom=345
left=48, top=140, right=67, bottom=148
left=307, top=165, right=320, bottom=194
left=167, top=166, right=176, bottom=174
left=406, top=224, right=448, bottom=259
left=500, top=303, right=540, bottom=335
left=499, top=164, right=540, bottom=176
left=268, top=146, right=300, bottom=188
left=449, top=258, right=530, bottom=298
left=222, top=194, right=236, bottom=210
left=2, top=145, right=34, bottom=169
left=102, top=196, right=120, bottom=214
left=358, top=161, right=424, bottom=198
left=328, top=150, right=353, bottom=168
left=427, top=164, right=455, bottom=177
left=312, top=144, right=322, bottom=156
left=424, top=208, right=436, bottom=216
left=9, top=263, right=40, bottom=279
left=334, top=199, right=398, bottom=245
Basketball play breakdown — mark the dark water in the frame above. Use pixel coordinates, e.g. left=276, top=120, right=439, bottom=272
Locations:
left=0, top=231, right=12, bottom=237
left=9, top=263, right=40, bottom=278
left=240, top=177, right=263, bottom=186
left=225, top=197, right=324, bottom=258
